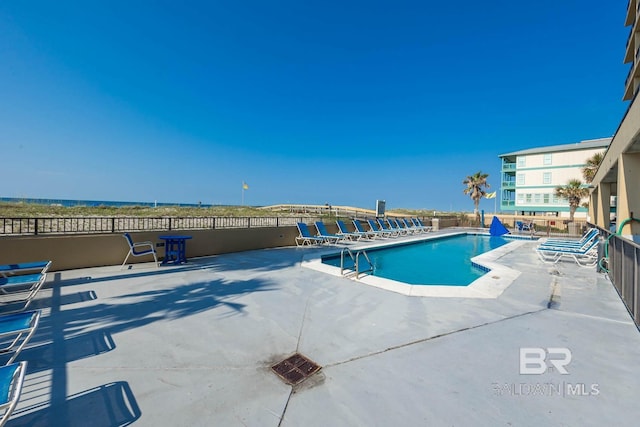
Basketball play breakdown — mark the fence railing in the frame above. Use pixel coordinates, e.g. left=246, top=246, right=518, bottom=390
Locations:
left=0, top=216, right=327, bottom=236
left=599, top=226, right=640, bottom=328
left=0, top=214, right=440, bottom=236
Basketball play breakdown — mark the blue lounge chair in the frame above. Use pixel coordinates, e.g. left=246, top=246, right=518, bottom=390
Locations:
left=392, top=218, right=414, bottom=234
left=376, top=219, right=399, bottom=237
left=122, top=233, right=158, bottom=269
left=402, top=218, right=423, bottom=233
left=295, top=223, right=325, bottom=246
left=412, top=218, right=433, bottom=232
left=367, top=219, right=393, bottom=238
left=352, top=220, right=378, bottom=239
left=0, top=273, right=47, bottom=312
left=335, top=220, right=364, bottom=241
left=386, top=218, right=408, bottom=235
left=0, top=361, right=27, bottom=426
left=0, top=311, right=40, bottom=365
left=314, top=222, right=344, bottom=244
left=536, top=237, right=599, bottom=267
left=0, top=261, right=51, bottom=278
left=540, top=228, right=599, bottom=247
left=0, top=274, right=43, bottom=290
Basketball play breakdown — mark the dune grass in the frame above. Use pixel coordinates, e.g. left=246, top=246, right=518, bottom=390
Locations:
left=0, top=202, right=282, bottom=218
left=0, top=202, right=456, bottom=219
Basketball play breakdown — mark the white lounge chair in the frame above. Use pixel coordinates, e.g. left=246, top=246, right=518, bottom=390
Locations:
left=536, top=237, right=599, bottom=267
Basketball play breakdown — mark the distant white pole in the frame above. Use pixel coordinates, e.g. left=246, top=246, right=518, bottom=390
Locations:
left=241, top=185, right=244, bottom=206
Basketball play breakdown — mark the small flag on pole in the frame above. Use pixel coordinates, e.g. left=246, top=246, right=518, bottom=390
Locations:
left=485, top=191, right=496, bottom=199
left=242, top=182, right=249, bottom=190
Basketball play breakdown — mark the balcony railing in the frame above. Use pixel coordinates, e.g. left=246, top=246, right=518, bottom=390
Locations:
left=502, top=163, right=516, bottom=171
left=501, top=181, right=516, bottom=188
left=597, top=225, right=640, bottom=328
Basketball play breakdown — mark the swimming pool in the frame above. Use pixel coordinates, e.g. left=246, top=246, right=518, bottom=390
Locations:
left=322, top=234, right=510, bottom=286
left=301, top=231, right=526, bottom=298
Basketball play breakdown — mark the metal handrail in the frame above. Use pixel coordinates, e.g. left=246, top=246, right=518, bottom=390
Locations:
left=340, top=248, right=373, bottom=278
left=340, top=248, right=356, bottom=276
left=354, top=250, right=373, bottom=278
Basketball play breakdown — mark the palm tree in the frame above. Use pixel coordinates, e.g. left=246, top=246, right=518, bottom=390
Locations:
left=463, top=171, right=490, bottom=223
left=554, top=179, right=589, bottom=221
left=582, top=151, right=605, bottom=183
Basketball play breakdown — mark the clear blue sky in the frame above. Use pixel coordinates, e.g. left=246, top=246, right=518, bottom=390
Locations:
left=0, top=1, right=630, bottom=211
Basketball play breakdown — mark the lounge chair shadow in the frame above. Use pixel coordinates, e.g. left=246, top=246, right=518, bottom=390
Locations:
left=15, top=329, right=116, bottom=373
left=7, top=381, right=141, bottom=427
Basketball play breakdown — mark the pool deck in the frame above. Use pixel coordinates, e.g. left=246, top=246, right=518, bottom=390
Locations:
left=4, top=229, right=640, bottom=426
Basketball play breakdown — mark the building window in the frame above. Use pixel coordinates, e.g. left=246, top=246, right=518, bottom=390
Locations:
left=543, top=172, right=551, bottom=184
left=525, top=194, right=532, bottom=203
left=543, top=194, right=550, bottom=204
left=517, top=156, right=526, bottom=167
left=517, top=194, right=524, bottom=204
left=517, top=174, right=525, bottom=185
left=543, top=154, right=552, bottom=165
left=534, top=194, right=541, bottom=204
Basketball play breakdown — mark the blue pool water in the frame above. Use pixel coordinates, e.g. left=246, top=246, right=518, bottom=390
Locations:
left=322, top=234, right=510, bottom=286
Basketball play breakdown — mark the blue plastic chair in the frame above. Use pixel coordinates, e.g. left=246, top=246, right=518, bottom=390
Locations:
left=122, top=233, right=158, bottom=269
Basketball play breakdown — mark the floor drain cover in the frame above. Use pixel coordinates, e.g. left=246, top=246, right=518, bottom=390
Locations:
left=271, top=353, right=321, bottom=385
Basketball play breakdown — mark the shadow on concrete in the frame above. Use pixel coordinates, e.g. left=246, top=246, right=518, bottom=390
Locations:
left=8, top=260, right=278, bottom=425
left=37, top=245, right=311, bottom=289
left=7, top=381, right=141, bottom=427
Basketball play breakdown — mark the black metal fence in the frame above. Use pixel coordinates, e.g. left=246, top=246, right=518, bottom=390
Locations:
left=0, top=216, right=324, bottom=236
left=596, top=225, right=640, bottom=328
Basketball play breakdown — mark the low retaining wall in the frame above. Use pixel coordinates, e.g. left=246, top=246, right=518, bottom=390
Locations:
left=0, top=227, right=299, bottom=271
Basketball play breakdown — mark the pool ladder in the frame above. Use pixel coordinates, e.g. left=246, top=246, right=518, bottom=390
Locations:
left=340, top=248, right=373, bottom=278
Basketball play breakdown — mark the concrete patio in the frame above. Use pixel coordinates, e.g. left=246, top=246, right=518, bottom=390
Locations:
left=5, top=230, right=640, bottom=426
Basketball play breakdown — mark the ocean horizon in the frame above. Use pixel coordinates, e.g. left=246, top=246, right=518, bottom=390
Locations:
left=0, top=197, right=218, bottom=209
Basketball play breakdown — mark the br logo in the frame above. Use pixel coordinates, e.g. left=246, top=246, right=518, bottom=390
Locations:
left=519, top=347, right=572, bottom=375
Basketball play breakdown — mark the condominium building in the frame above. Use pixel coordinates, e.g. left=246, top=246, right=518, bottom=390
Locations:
left=499, top=138, right=611, bottom=217
left=623, top=0, right=640, bottom=101
left=589, top=1, right=640, bottom=241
